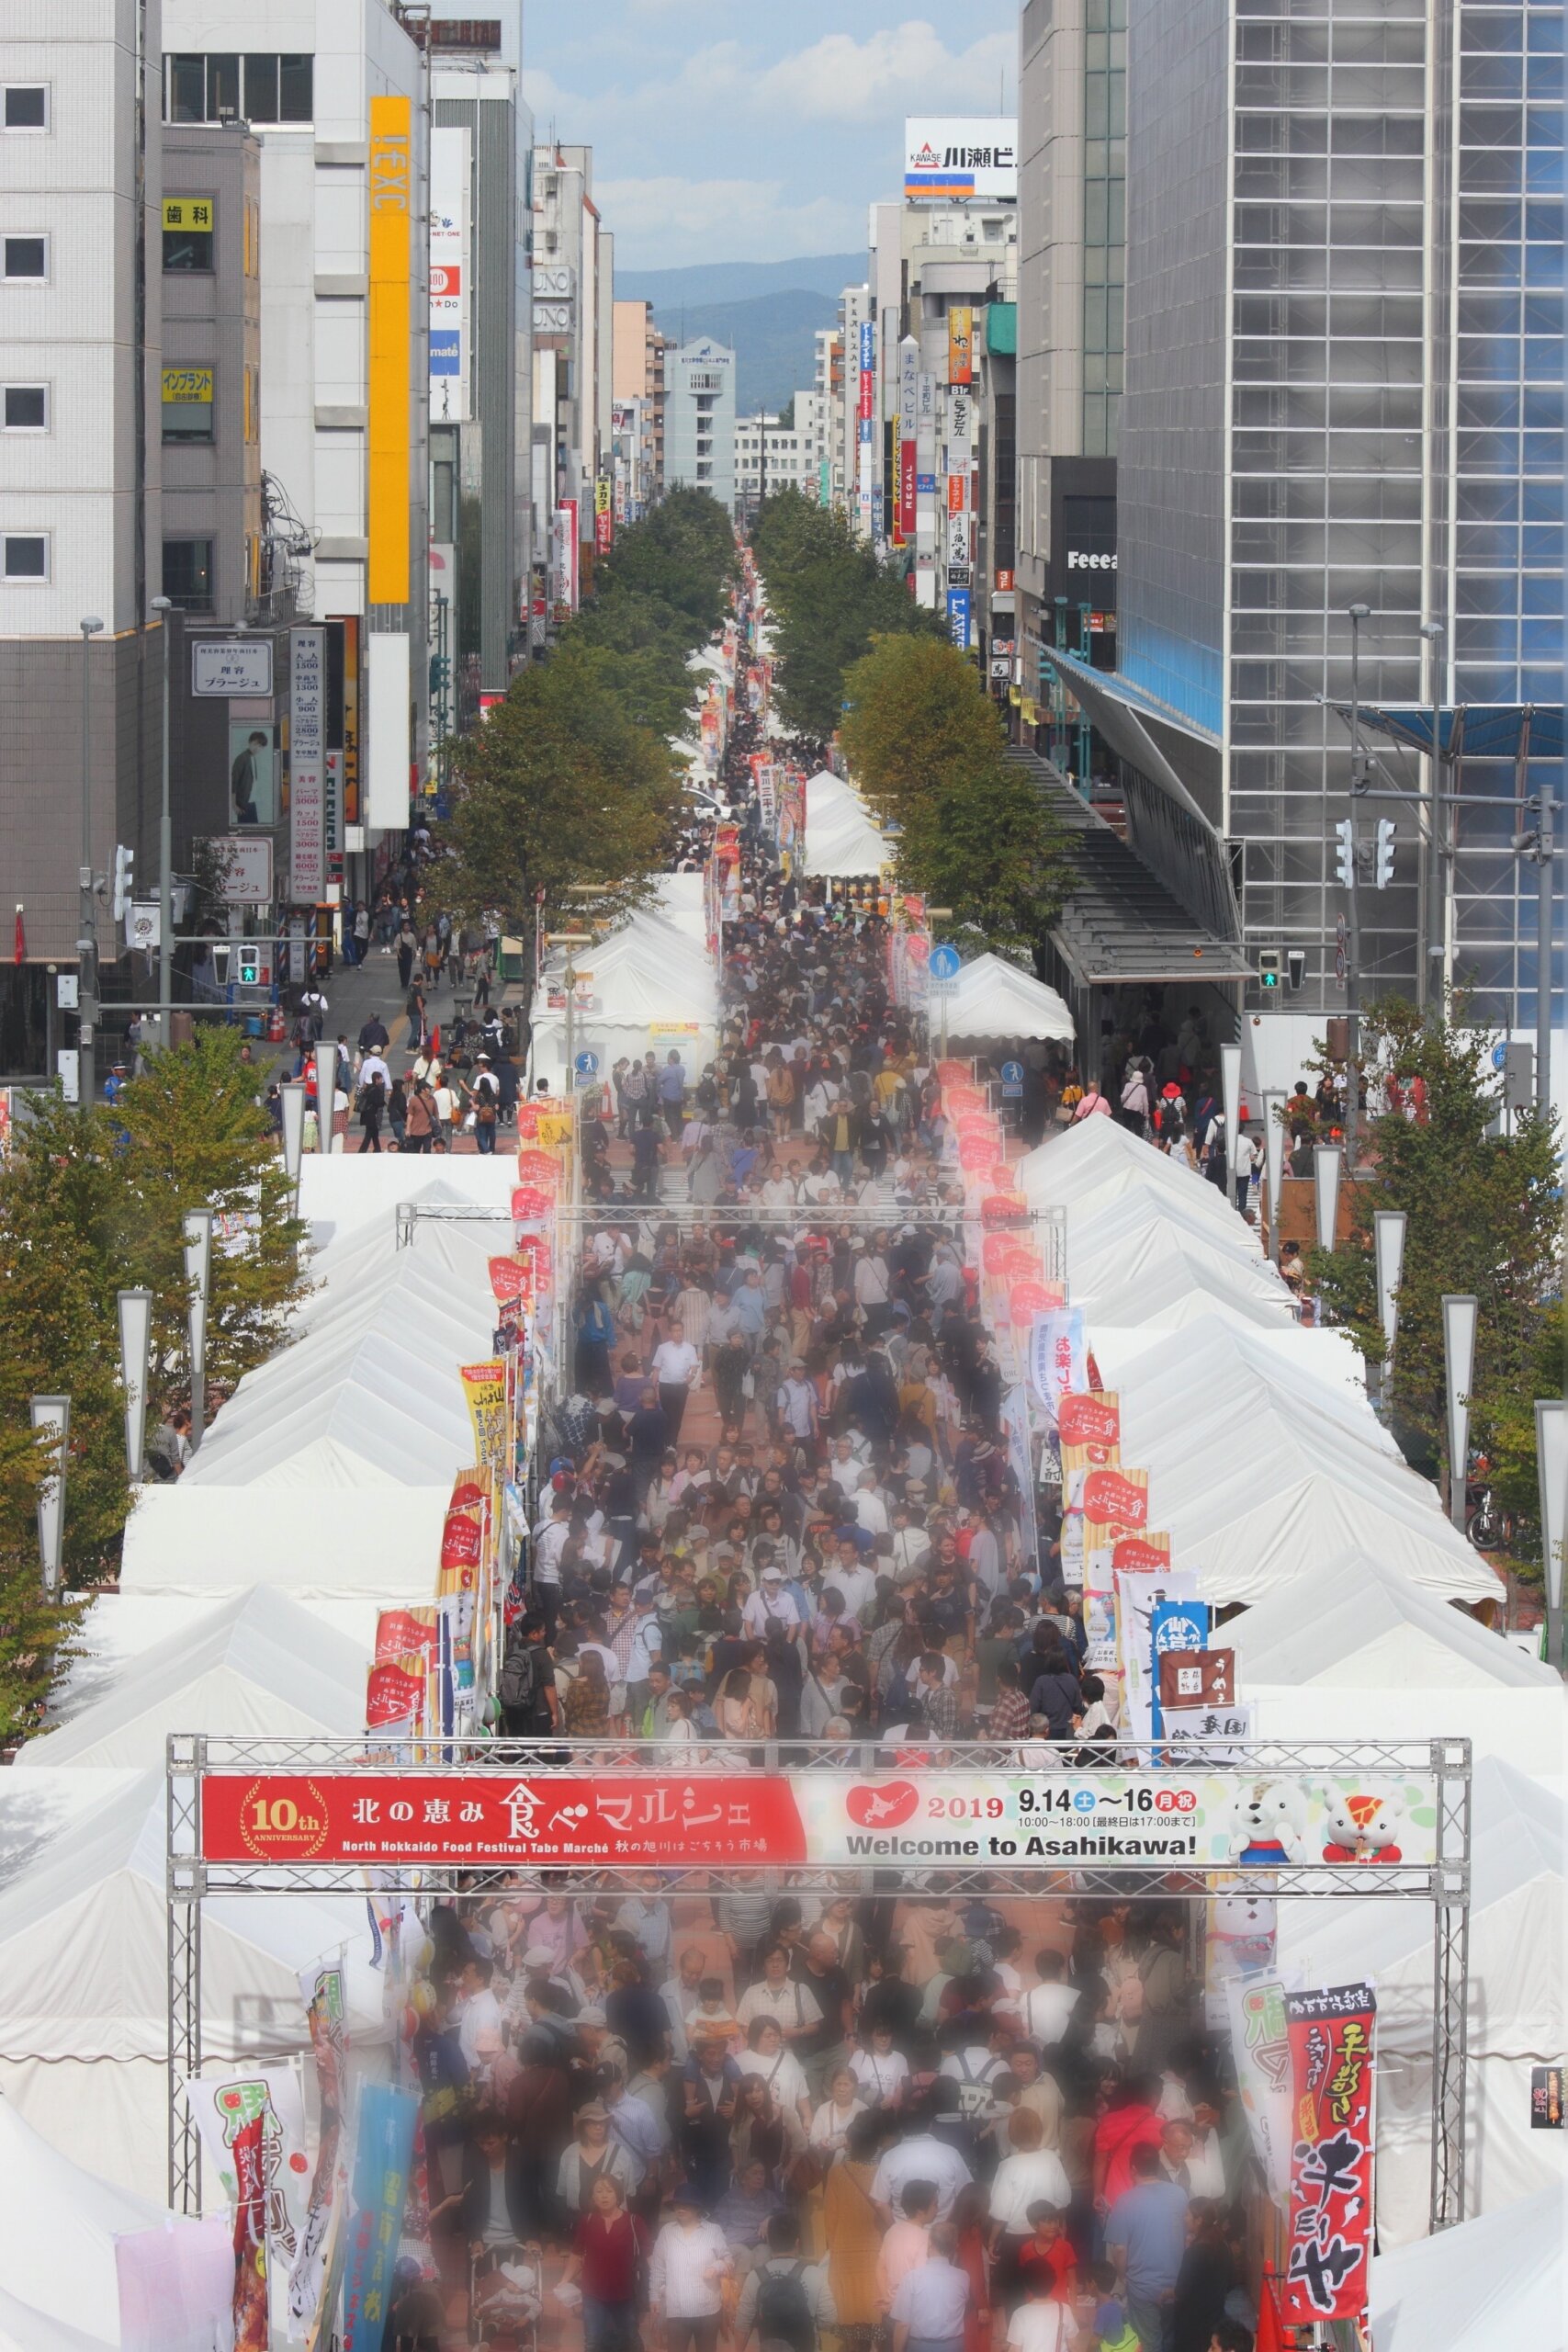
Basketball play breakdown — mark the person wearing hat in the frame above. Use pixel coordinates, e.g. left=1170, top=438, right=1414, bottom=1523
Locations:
left=680, top=2024, right=742, bottom=2214
left=741, top=1561, right=805, bottom=1642
left=558, top=2100, right=638, bottom=2218
left=649, top=2177, right=732, bottom=2350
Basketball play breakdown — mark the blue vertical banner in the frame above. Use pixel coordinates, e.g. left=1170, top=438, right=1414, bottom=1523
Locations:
left=1149, top=1598, right=1211, bottom=1736
left=945, top=586, right=972, bottom=650
left=341, top=2083, right=419, bottom=2351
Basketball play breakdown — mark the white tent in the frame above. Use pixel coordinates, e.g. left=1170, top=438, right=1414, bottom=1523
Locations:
left=1280, top=1760, right=1566, bottom=2247
left=943, top=953, right=1075, bottom=1046
left=529, top=910, right=720, bottom=1086
left=1016, top=1113, right=1248, bottom=1239
left=15, top=1587, right=368, bottom=1770
left=52, top=1589, right=383, bottom=1700
left=0, top=2095, right=186, bottom=2349
left=1063, top=1190, right=1299, bottom=1337
left=1105, top=1318, right=1499, bottom=1607
left=1369, top=2188, right=1564, bottom=2346
left=803, top=770, right=890, bottom=878
left=297, top=1157, right=515, bottom=1254
left=0, top=1770, right=384, bottom=2188
left=650, top=870, right=708, bottom=944
left=118, top=1483, right=451, bottom=1603
left=1227, top=1554, right=1564, bottom=1770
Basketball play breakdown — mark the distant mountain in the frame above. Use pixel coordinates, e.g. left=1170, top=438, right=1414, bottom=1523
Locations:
left=617, top=251, right=865, bottom=309
left=649, top=288, right=838, bottom=417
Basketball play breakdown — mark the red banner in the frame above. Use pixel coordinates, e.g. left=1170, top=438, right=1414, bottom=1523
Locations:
left=440, top=1508, right=482, bottom=1570
left=1283, top=1983, right=1376, bottom=2324
left=203, top=1772, right=805, bottom=1868
left=1083, top=1467, right=1150, bottom=1529
left=366, top=1661, right=424, bottom=1728
left=1059, top=1393, right=1122, bottom=1451
left=898, top=441, right=917, bottom=538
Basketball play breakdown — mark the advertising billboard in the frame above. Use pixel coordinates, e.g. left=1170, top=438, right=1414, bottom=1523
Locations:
left=429, top=125, right=470, bottom=422
left=905, top=117, right=1019, bottom=204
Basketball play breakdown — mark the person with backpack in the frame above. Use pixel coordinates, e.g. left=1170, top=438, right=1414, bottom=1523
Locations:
left=469, top=1055, right=501, bottom=1155
left=734, top=2211, right=836, bottom=2352
left=498, top=1614, right=558, bottom=1741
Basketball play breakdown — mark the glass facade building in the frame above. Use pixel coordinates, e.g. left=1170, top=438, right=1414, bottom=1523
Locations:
left=1113, top=0, right=1562, bottom=1030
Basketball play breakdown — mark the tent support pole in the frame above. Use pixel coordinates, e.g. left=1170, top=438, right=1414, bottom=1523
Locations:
left=1427, top=1738, right=1471, bottom=2231
left=168, top=1733, right=205, bottom=2213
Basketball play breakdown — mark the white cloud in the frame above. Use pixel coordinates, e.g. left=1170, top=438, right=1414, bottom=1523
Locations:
left=755, top=21, right=1015, bottom=122
left=593, top=175, right=867, bottom=270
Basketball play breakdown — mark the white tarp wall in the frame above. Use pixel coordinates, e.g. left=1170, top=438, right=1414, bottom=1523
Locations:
left=1279, top=1760, right=1566, bottom=2247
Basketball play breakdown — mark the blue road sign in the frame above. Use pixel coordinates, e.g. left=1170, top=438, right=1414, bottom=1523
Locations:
left=574, top=1049, right=600, bottom=1078
left=929, top=944, right=962, bottom=982
left=1001, top=1058, right=1024, bottom=1097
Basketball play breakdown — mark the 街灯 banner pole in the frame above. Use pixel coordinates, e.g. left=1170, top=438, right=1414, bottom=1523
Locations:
left=182, top=1207, right=212, bottom=1452
left=1441, top=1293, right=1479, bottom=1533
left=1261, top=1090, right=1284, bottom=1266
left=117, top=1287, right=154, bottom=1484
left=313, top=1040, right=339, bottom=1155
left=1220, top=1042, right=1241, bottom=1193
left=1312, top=1143, right=1342, bottom=1255
left=28, top=1395, right=70, bottom=1599
left=1371, top=1207, right=1407, bottom=1422
left=278, top=1080, right=308, bottom=1204
left=1533, top=1398, right=1565, bottom=1672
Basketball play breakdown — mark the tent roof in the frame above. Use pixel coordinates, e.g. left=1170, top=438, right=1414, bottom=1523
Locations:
left=1369, top=2188, right=1563, bottom=2351
left=1068, top=1186, right=1286, bottom=1299
left=1114, top=1314, right=1401, bottom=1464
left=1016, top=1114, right=1246, bottom=1236
left=0, top=1770, right=384, bottom=2062
left=118, top=1483, right=452, bottom=1600
left=296, top=1159, right=515, bottom=1256
left=1068, top=1231, right=1300, bottom=1336
left=944, top=953, right=1075, bottom=1045
left=51, top=1590, right=384, bottom=1698
left=649, top=871, right=708, bottom=941
left=0, top=2095, right=173, bottom=2346
left=803, top=771, right=890, bottom=877
left=16, top=1587, right=367, bottom=1770
left=536, top=911, right=719, bottom=1029
left=1228, top=1553, right=1561, bottom=1691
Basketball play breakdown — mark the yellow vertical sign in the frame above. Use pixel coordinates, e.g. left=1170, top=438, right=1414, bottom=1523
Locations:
left=367, top=96, right=412, bottom=605
left=948, top=305, right=974, bottom=386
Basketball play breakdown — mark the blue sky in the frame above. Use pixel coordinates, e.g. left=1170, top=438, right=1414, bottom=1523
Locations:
left=523, top=4, right=1020, bottom=269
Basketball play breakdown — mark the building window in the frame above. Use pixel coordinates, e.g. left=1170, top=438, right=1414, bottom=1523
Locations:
left=3, top=85, right=48, bottom=131
left=3, top=384, right=47, bottom=430
left=164, top=51, right=311, bottom=124
left=2, top=234, right=47, bottom=280
left=3, top=533, right=49, bottom=581
left=163, top=537, right=214, bottom=610
left=163, top=365, right=215, bottom=441
left=163, top=195, right=215, bottom=271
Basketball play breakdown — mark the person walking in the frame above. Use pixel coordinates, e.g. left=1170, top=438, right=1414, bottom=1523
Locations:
left=659, top=1050, right=688, bottom=1140
left=651, top=1319, right=701, bottom=1443
left=396, top=916, right=418, bottom=991
left=470, top=1056, right=502, bottom=1156
left=355, top=1072, right=386, bottom=1152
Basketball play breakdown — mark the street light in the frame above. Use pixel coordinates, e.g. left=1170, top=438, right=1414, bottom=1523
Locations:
left=77, top=616, right=105, bottom=1109
left=1417, top=619, right=1445, bottom=1013
left=1343, top=604, right=1371, bottom=1173
left=152, top=595, right=174, bottom=1051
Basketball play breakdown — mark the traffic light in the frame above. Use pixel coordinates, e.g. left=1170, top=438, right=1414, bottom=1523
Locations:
left=112, top=843, right=135, bottom=922
left=1287, top=948, right=1307, bottom=992
left=1258, top=949, right=1281, bottom=990
left=1374, top=816, right=1396, bottom=889
left=1332, top=819, right=1355, bottom=889
left=237, top=944, right=261, bottom=987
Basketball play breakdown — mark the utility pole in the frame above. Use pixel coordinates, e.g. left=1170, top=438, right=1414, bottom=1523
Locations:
left=152, top=595, right=173, bottom=1049
left=1343, top=604, right=1371, bottom=1172
left=77, top=616, right=105, bottom=1108
left=1418, top=618, right=1445, bottom=1015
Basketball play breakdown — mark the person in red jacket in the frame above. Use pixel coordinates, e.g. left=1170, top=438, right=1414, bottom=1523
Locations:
left=561, top=2173, right=650, bottom=2352
left=1092, top=2078, right=1164, bottom=2217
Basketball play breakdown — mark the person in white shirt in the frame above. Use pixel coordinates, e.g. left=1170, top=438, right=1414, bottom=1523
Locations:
left=889, top=2224, right=971, bottom=2352
left=852, top=1469, right=889, bottom=1539
left=851, top=2026, right=909, bottom=2109
left=987, top=2108, right=1072, bottom=2248
left=651, top=1324, right=701, bottom=1442
left=808, top=2064, right=868, bottom=2156
left=660, top=1946, right=707, bottom=2064
left=827, top=1436, right=864, bottom=1496
left=1006, top=2268, right=1072, bottom=2352
left=821, top=1541, right=879, bottom=1628
left=739, top=2018, right=812, bottom=2130
left=456, top=1954, right=504, bottom=2074
left=736, top=1945, right=822, bottom=2044
left=649, top=2186, right=731, bottom=2340
left=1021, top=1952, right=1081, bottom=2049
left=742, top=1566, right=806, bottom=1642
left=871, top=2125, right=974, bottom=2222
left=776, top=1363, right=818, bottom=1443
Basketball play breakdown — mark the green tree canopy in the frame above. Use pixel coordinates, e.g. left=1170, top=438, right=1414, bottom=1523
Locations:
left=750, top=488, right=942, bottom=741
left=1304, top=997, right=1562, bottom=1550
left=839, top=632, right=1077, bottom=961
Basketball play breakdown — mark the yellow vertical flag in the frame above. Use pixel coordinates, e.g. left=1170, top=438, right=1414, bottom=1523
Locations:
left=368, top=96, right=412, bottom=605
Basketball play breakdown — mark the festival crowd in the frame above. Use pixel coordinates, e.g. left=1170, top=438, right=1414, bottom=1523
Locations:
left=389, top=719, right=1262, bottom=2352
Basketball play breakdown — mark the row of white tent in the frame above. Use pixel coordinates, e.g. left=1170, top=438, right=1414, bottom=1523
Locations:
left=528, top=903, right=723, bottom=1088
left=1017, top=1109, right=1565, bottom=2248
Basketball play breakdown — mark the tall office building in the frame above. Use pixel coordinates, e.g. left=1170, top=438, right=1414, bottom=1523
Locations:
left=664, top=337, right=736, bottom=511
left=1015, top=0, right=1123, bottom=702
left=0, top=0, right=164, bottom=1078
left=1045, top=0, right=1562, bottom=1098
left=162, top=0, right=432, bottom=880
left=427, top=10, right=534, bottom=706
left=532, top=141, right=609, bottom=613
